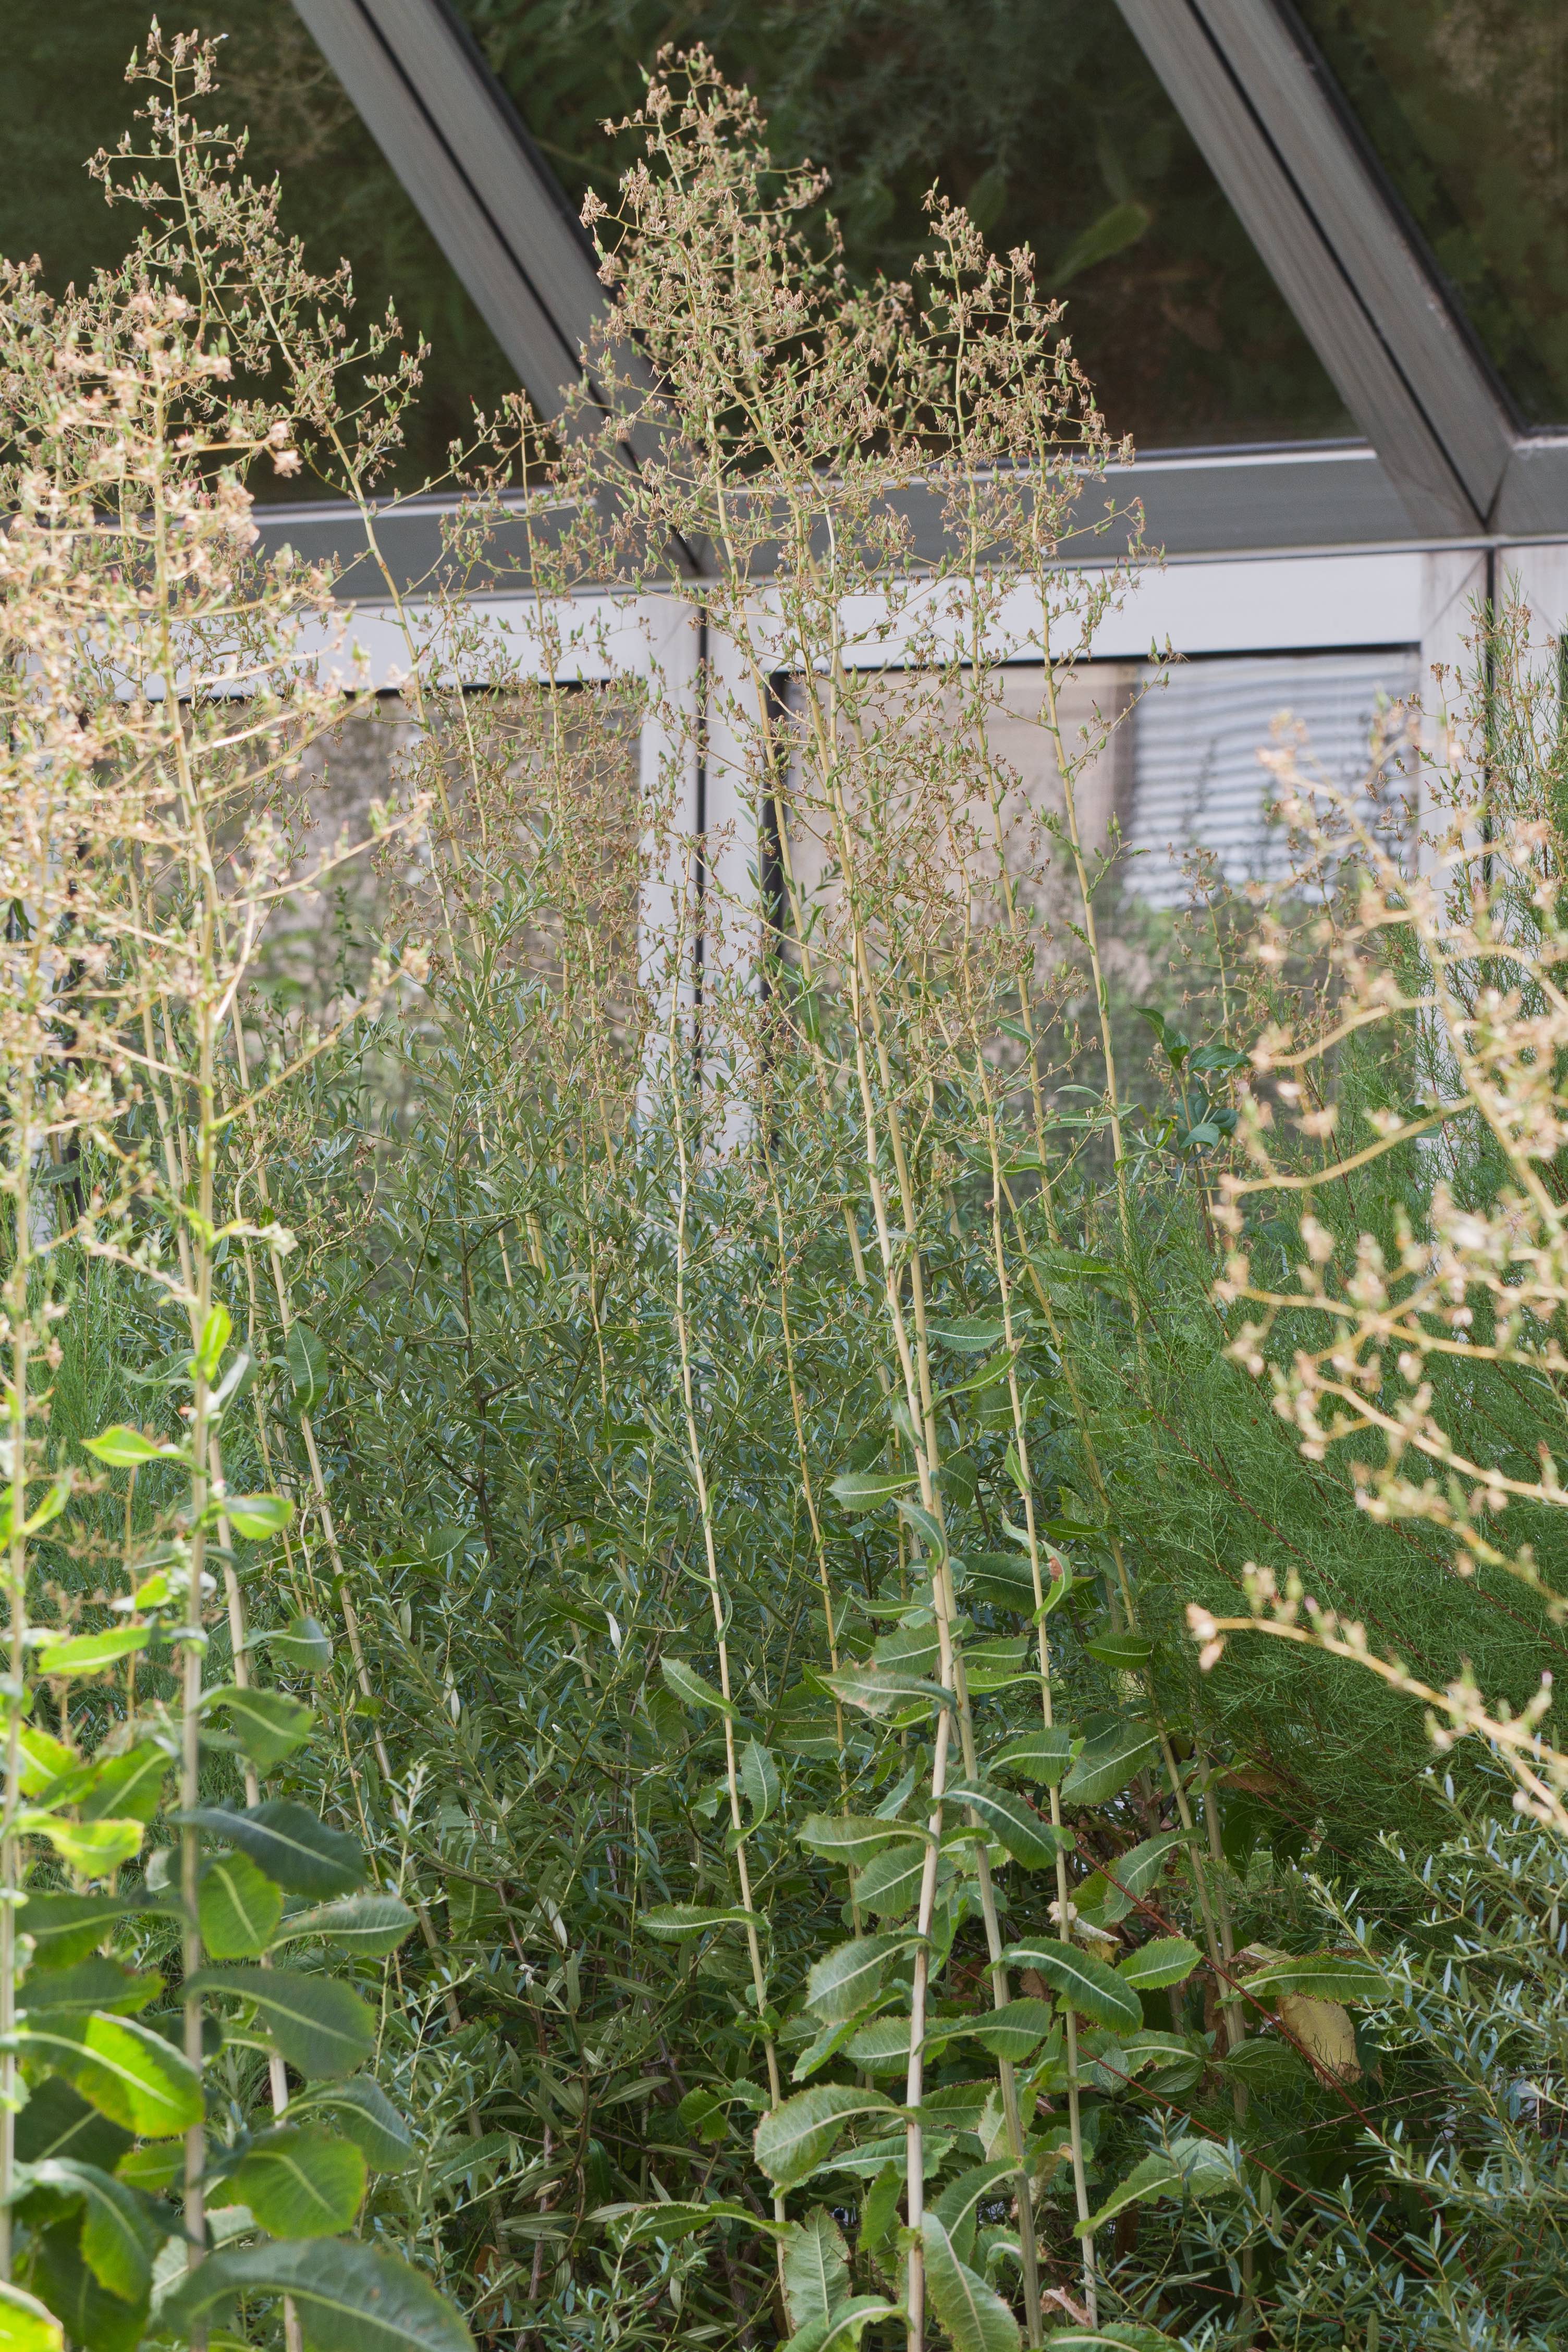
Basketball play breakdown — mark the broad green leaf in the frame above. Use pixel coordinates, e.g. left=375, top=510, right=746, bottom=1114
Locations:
left=828, top=1470, right=916, bottom=1511
left=1076, top=1830, right=1191, bottom=1927
left=31, top=2218, right=145, bottom=2352
left=21, top=1960, right=160, bottom=2019
left=962, top=1637, right=1032, bottom=1693
left=963, top=1998, right=1057, bottom=2063
left=1079, top=2150, right=1180, bottom=2234
left=284, top=1322, right=329, bottom=1416
left=224, top=1494, right=295, bottom=1541
left=0, top=2280, right=63, bottom=2351
left=641, top=1905, right=755, bottom=1939
left=1084, top=1633, right=1153, bottom=1672
left=16, top=2081, right=130, bottom=2173
left=934, top=2159, right=1017, bottom=2263
left=604, top=2198, right=779, bottom=2248
left=859, top=2160, right=902, bottom=2252
left=753, top=2087, right=897, bottom=2191
left=194, top=1303, right=233, bottom=1383
left=288, top=2077, right=414, bottom=2174
left=842, top=2015, right=916, bottom=2076
left=114, top=2142, right=182, bottom=2193
left=159, top=2238, right=472, bottom=2351
left=805, top=1935, right=915, bottom=2025
left=825, top=1664, right=953, bottom=1720
left=33, top=1631, right=149, bottom=1680
left=184, top=1967, right=374, bottom=2080
left=943, top=1779, right=1064, bottom=1870
left=797, top=1815, right=908, bottom=1868
left=254, top=1615, right=332, bottom=1676
left=199, top=1855, right=284, bottom=1960
left=75, top=1746, right=169, bottom=1828
left=921, top=2212, right=1020, bottom=2352
left=871, top=1625, right=939, bottom=1678
left=1001, top=1942, right=1143, bottom=2033
left=80, top=1428, right=183, bottom=1468
left=1060, top=1722, right=1160, bottom=1808
left=229, top=2125, right=366, bottom=2238
left=660, top=1658, right=732, bottom=1717
left=927, top=1316, right=1007, bottom=1353
left=1124, top=2031, right=1206, bottom=2089
left=990, top=1729, right=1075, bottom=1787
left=170, top=1802, right=364, bottom=1896
left=270, top=1895, right=416, bottom=1957
left=15, top=2013, right=203, bottom=2138
left=1118, top=1937, right=1200, bottom=1992
left=739, top=1741, right=780, bottom=1827
left=14, top=1728, right=76, bottom=1797
left=789, top=2301, right=902, bottom=2352
left=1242, top=1953, right=1387, bottom=2001
left=782, top=2206, right=850, bottom=2335
left=203, top=1687, right=312, bottom=1772
left=20, top=1894, right=176, bottom=1975
left=16, top=1816, right=143, bottom=1877
left=853, top=1843, right=929, bottom=1921
left=23, top=2159, right=156, bottom=2301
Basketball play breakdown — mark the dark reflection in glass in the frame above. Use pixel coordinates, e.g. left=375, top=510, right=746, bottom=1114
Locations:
left=455, top=0, right=1351, bottom=449
left=0, top=0, right=519, bottom=495
left=1295, top=0, right=1568, bottom=425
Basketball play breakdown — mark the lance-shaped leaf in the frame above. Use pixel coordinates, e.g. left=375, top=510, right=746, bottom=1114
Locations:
left=782, top=2206, right=851, bottom=2335
left=1084, top=1632, right=1154, bottom=1672
left=169, top=1802, right=364, bottom=1897
left=1002, top=1942, right=1143, bottom=2034
left=13, top=2013, right=202, bottom=2138
left=17, top=2081, right=129, bottom=2173
left=602, top=2198, right=782, bottom=2248
left=199, top=1854, right=284, bottom=1960
left=0, top=2280, right=63, bottom=2351
left=284, top=1322, right=329, bottom=1416
left=33, top=1630, right=149, bottom=1681
left=739, top=1741, right=780, bottom=1827
left=22, top=2159, right=157, bottom=2302
left=942, top=1779, right=1065, bottom=1871
left=271, top=1894, right=417, bottom=1958
left=158, top=2238, right=472, bottom=2351
left=1241, top=1952, right=1387, bottom=2002
left=185, top=1967, right=374, bottom=2081
left=202, top=1686, right=312, bottom=1772
left=229, top=2124, right=368, bottom=2238
left=1118, top=1937, right=1200, bottom=1992
left=81, top=1428, right=184, bottom=1468
left=754, top=2086, right=898, bottom=2191
left=797, top=1815, right=913, bottom=1869
left=990, top=1728, right=1075, bottom=1787
left=1077, top=2150, right=1181, bottom=2235
left=660, top=1658, right=733, bottom=1717
left=828, top=1469, right=916, bottom=1511
left=921, top=2212, right=1020, bottom=2352
left=805, top=1934, right=916, bottom=2025
left=825, top=1664, right=953, bottom=1720
left=1060, top=1722, right=1160, bottom=1808
left=641, top=1905, right=755, bottom=1940
left=288, top=2077, right=414, bottom=2174
left=934, top=2159, right=1018, bottom=2264
left=1047, top=2324, right=1181, bottom=2348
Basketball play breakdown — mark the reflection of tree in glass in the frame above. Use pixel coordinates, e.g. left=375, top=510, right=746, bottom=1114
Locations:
left=1299, top=0, right=1568, bottom=422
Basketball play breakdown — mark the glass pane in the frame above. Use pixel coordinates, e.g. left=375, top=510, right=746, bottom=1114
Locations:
left=1296, top=0, right=1568, bottom=425
left=0, top=0, right=518, bottom=494
left=457, top=0, right=1353, bottom=449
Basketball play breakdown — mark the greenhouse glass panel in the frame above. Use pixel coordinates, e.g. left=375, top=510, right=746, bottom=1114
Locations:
left=0, top=0, right=519, bottom=494
left=1295, top=0, right=1568, bottom=425
left=455, top=0, right=1353, bottom=450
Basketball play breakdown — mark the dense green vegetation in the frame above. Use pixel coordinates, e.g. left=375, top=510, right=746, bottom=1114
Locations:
left=4, top=34, right=1568, bottom=2352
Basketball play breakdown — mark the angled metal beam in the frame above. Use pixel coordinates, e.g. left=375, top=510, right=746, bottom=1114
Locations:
left=1112, top=0, right=1515, bottom=537
left=288, top=0, right=642, bottom=431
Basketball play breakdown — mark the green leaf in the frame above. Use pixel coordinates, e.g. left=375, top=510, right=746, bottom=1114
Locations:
left=1243, top=1953, right=1387, bottom=2001
left=19, top=1895, right=175, bottom=1975
left=842, top=2016, right=915, bottom=2076
left=193, top=1303, right=233, bottom=1384
left=20, top=1961, right=160, bottom=2020
left=990, top=1728, right=1075, bottom=1787
left=789, top=2302, right=901, bottom=2352
left=33, top=1631, right=149, bottom=1680
left=963, top=1998, right=1057, bottom=2064
left=828, top=1470, right=916, bottom=1511
left=660, top=1658, right=732, bottom=1717
left=254, top=1615, right=332, bottom=1676
left=80, top=1428, right=183, bottom=1468
left=229, top=2125, right=366, bottom=2238
left=75, top=1746, right=169, bottom=1828
left=0, top=2280, right=63, bottom=2351
left=740, top=1741, right=780, bottom=1827
left=805, top=1935, right=915, bottom=2025
left=1060, top=1722, right=1160, bottom=1807
left=22, top=2160, right=156, bottom=2302
left=1076, top=1830, right=1191, bottom=1927
left=825, top=1664, right=953, bottom=1720
left=1078, top=2151, right=1180, bottom=2234
left=16, top=1817, right=143, bottom=1878
left=782, top=2206, right=850, bottom=2335
left=927, top=1316, right=1008, bottom=1353
left=202, top=1685, right=312, bottom=1772
left=604, top=2198, right=778, bottom=2248
left=1046, top=2331, right=1180, bottom=2352
left=853, top=1844, right=930, bottom=1921
left=284, top=1322, right=330, bottom=1416
left=199, top=1855, right=284, bottom=1960
left=797, top=1815, right=906, bottom=1868
left=955, top=1552, right=1038, bottom=1611
left=13, top=2013, right=202, bottom=2138
left=159, top=2239, right=472, bottom=2351
left=1084, top=1633, right=1153, bottom=1672
left=271, top=1895, right=418, bottom=1957
left=943, top=1779, right=1065, bottom=1870
left=183, top=1967, right=375, bottom=2080
left=753, top=2087, right=897, bottom=2191
left=859, top=2160, right=902, bottom=2252
left=29, top=2218, right=144, bottom=2352
left=1053, top=197, right=1152, bottom=288
left=1118, top=1937, right=1200, bottom=1992
left=17, top=2081, right=130, bottom=2174
left=170, top=1802, right=365, bottom=1896
left=1001, top=1942, right=1143, bottom=2033
left=224, top=1494, right=295, bottom=1541
left=921, top=2212, right=1020, bottom=2352
left=640, top=1905, right=755, bottom=1940
left=15, top=1729, right=76, bottom=1797
left=288, top=2077, right=415, bottom=2174
left=934, top=2159, right=1017, bottom=2263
